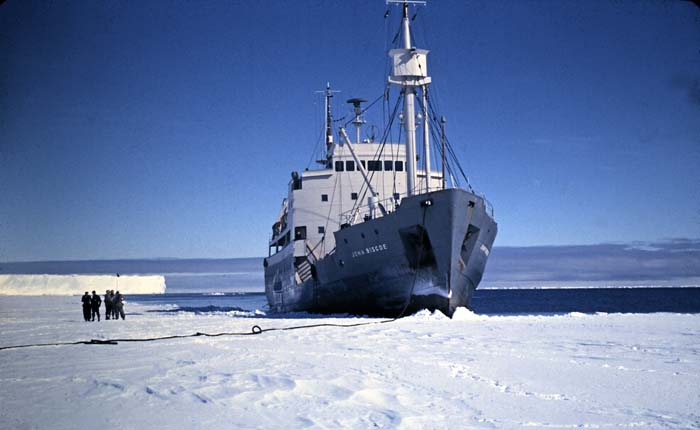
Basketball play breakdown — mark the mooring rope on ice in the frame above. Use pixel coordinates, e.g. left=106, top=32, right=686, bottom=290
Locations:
left=0, top=318, right=404, bottom=352
left=0, top=283, right=422, bottom=351
left=0, top=288, right=426, bottom=351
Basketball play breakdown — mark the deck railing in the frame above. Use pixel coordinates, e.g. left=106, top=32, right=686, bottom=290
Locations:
left=338, top=193, right=405, bottom=226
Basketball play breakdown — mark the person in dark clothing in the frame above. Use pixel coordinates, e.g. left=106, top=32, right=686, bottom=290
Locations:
left=81, top=292, right=91, bottom=322
left=104, top=290, right=112, bottom=320
left=113, top=291, right=125, bottom=320
left=110, top=290, right=118, bottom=320
left=91, top=290, right=102, bottom=321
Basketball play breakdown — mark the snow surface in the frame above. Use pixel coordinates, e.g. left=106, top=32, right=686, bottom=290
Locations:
left=0, top=296, right=698, bottom=429
left=0, top=274, right=166, bottom=295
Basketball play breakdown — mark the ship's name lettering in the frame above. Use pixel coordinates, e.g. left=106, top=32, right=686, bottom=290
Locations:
left=351, top=243, right=388, bottom=258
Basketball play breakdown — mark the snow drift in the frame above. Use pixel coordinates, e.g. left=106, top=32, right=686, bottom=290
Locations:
left=1, top=295, right=698, bottom=429
left=0, top=274, right=166, bottom=295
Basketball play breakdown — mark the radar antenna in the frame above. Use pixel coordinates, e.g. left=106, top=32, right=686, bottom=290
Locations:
left=347, top=98, right=368, bottom=144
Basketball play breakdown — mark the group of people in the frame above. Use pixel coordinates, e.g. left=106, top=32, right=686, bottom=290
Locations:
left=81, top=290, right=125, bottom=321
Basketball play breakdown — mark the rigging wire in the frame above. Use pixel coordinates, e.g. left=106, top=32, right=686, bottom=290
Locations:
left=393, top=112, right=403, bottom=197
left=421, top=92, right=475, bottom=192
left=306, top=126, right=326, bottom=170
left=349, top=92, right=404, bottom=217
left=306, top=90, right=330, bottom=169
left=415, top=93, right=453, bottom=184
left=319, top=171, right=341, bottom=255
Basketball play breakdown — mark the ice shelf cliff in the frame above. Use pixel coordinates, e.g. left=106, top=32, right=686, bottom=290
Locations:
left=0, top=274, right=166, bottom=295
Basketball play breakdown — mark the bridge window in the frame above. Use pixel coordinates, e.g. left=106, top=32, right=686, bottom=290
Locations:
left=351, top=192, right=358, bottom=200
left=294, top=226, right=307, bottom=241
left=318, top=226, right=325, bottom=234
left=346, top=160, right=355, bottom=171
left=395, top=161, right=404, bottom=171
left=334, top=161, right=344, bottom=172
left=367, top=160, right=382, bottom=171
left=360, top=160, right=366, bottom=169
left=321, top=194, right=328, bottom=202
left=384, top=160, right=393, bottom=171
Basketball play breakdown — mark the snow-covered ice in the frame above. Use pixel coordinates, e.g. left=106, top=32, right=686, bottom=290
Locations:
left=0, top=274, right=166, bottom=295
left=0, top=296, right=698, bottom=429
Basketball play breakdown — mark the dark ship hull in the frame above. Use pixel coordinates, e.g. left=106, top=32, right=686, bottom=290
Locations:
left=265, top=188, right=497, bottom=317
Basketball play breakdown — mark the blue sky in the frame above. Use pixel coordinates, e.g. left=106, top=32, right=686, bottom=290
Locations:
left=1, top=1, right=698, bottom=261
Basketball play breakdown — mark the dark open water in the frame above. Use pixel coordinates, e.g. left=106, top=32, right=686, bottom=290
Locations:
left=129, top=288, right=700, bottom=316
left=4, top=258, right=700, bottom=315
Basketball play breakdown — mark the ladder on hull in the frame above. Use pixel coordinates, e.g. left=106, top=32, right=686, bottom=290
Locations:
left=295, top=257, right=314, bottom=284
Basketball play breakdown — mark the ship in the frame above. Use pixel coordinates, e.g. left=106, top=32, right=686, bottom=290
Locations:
left=263, top=1, right=497, bottom=317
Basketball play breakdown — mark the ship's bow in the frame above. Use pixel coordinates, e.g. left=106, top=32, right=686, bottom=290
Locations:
left=402, top=188, right=497, bottom=315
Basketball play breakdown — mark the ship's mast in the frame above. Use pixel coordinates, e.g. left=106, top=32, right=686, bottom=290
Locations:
left=388, top=0, right=430, bottom=197
left=325, top=83, right=333, bottom=150
left=317, top=83, right=340, bottom=162
left=440, top=116, right=446, bottom=190
left=422, top=85, right=431, bottom=192
left=401, top=2, right=417, bottom=197
left=347, top=98, right=368, bottom=144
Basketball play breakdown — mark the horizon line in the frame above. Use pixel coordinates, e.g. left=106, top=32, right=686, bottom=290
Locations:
left=2, top=238, right=698, bottom=265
